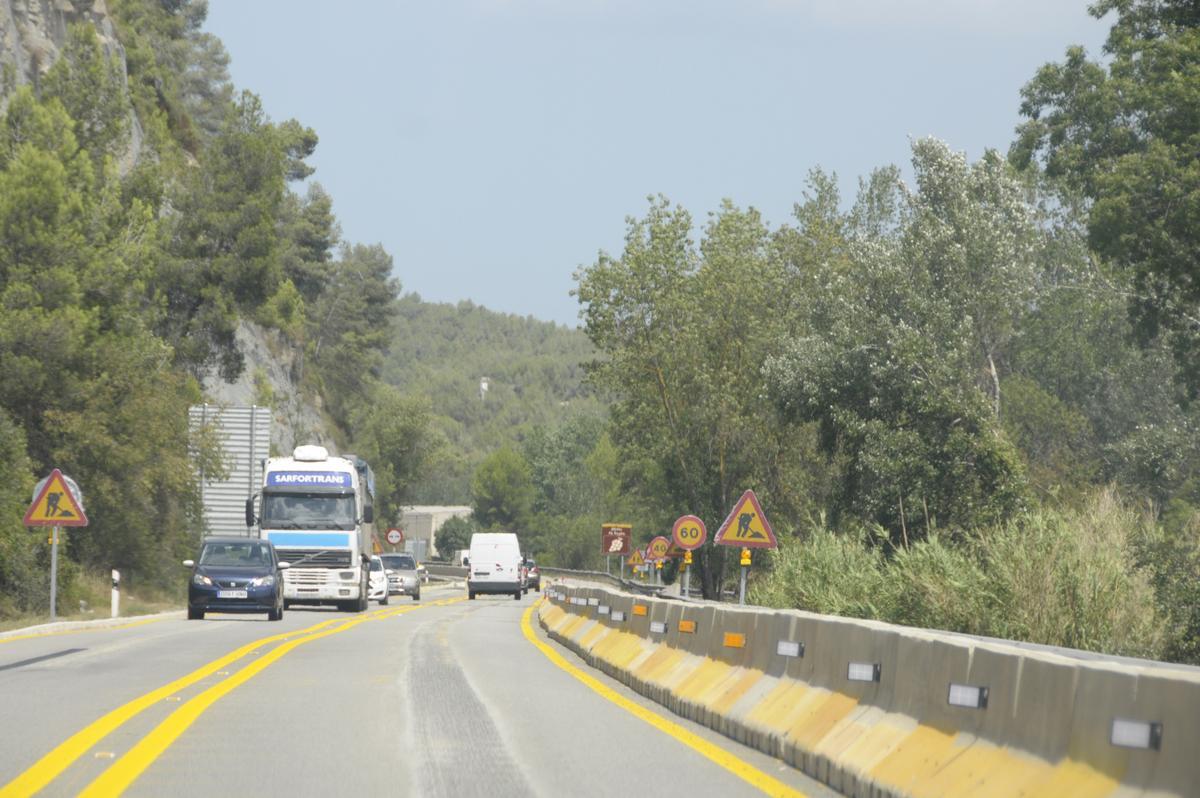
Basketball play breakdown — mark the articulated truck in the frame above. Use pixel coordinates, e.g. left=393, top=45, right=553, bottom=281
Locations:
left=245, top=445, right=375, bottom=611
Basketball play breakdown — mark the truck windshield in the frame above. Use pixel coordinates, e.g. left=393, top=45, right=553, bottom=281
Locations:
left=261, top=493, right=356, bottom=530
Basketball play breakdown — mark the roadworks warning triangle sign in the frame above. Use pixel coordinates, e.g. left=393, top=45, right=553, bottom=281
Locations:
left=626, top=547, right=646, bottom=567
left=714, top=489, right=776, bottom=549
left=24, top=468, right=88, bottom=527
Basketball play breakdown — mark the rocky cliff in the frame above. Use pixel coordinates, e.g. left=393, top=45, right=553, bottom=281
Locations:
left=0, top=0, right=142, bottom=171
left=201, top=321, right=338, bottom=456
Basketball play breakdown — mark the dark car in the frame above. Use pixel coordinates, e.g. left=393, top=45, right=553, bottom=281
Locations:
left=184, top=537, right=289, bottom=621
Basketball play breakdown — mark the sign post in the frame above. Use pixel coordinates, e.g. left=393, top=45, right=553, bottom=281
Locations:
left=672, top=515, right=707, bottom=599
left=739, top=548, right=751, bottom=605
left=713, top=490, right=776, bottom=605
left=602, top=523, right=632, bottom=581
left=24, top=469, right=88, bottom=620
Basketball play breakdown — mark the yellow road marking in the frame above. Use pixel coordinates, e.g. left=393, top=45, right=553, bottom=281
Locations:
left=0, top=616, right=167, bottom=645
left=0, top=613, right=346, bottom=797
left=78, top=597, right=463, bottom=797
left=520, top=601, right=806, bottom=798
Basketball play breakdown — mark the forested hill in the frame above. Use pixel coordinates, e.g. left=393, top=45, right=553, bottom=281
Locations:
left=382, top=295, right=602, bottom=503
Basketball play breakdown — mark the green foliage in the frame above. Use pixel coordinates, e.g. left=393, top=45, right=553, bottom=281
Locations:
left=766, top=143, right=1039, bottom=540
left=348, top=382, right=443, bottom=525
left=161, top=91, right=306, bottom=379
left=575, top=196, right=812, bottom=596
left=434, top=515, right=476, bottom=560
left=0, top=409, right=39, bottom=615
left=1012, top=1, right=1200, bottom=394
left=749, top=525, right=889, bottom=618
left=753, top=491, right=1168, bottom=659
left=309, top=243, right=400, bottom=426
left=471, top=447, right=535, bottom=530
left=42, top=24, right=130, bottom=167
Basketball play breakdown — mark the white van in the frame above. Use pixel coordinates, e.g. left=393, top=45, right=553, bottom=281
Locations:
left=465, top=532, right=525, bottom=600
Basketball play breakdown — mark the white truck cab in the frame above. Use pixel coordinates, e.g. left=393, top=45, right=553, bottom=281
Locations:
left=248, top=445, right=375, bottom=612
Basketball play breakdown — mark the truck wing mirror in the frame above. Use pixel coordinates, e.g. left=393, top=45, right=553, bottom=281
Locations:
left=245, top=495, right=257, bottom=527
left=363, top=506, right=374, bottom=524
left=462, top=557, right=469, bottom=567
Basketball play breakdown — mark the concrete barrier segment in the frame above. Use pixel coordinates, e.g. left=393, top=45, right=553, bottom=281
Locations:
left=537, top=581, right=1200, bottom=798
left=890, top=632, right=975, bottom=734
left=1116, top=667, right=1200, bottom=794
left=663, top=602, right=685, bottom=648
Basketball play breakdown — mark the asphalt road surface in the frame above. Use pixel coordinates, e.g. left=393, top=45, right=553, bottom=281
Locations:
left=0, top=583, right=836, bottom=798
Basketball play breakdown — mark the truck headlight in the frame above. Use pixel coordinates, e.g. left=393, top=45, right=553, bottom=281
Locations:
left=341, top=571, right=357, bottom=581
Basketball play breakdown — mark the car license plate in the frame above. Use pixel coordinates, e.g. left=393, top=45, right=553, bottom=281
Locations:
left=217, top=589, right=247, bottom=599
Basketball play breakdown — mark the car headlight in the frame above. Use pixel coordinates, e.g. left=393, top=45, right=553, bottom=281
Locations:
left=193, top=574, right=213, bottom=586
left=250, top=575, right=275, bottom=587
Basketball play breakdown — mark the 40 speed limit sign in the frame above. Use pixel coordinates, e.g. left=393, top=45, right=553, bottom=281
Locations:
left=671, top=515, right=707, bottom=551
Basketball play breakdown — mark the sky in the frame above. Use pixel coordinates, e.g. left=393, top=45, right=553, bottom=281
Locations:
left=205, top=1, right=1111, bottom=328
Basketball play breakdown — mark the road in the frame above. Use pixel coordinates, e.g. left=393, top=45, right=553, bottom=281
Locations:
left=0, top=583, right=835, bottom=798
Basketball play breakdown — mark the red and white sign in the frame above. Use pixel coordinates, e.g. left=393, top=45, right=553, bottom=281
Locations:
left=714, top=490, right=777, bottom=549
left=646, top=535, right=670, bottom=561
left=671, top=515, right=707, bottom=551
left=386, top=527, right=403, bottom=545
left=25, top=469, right=88, bottom=527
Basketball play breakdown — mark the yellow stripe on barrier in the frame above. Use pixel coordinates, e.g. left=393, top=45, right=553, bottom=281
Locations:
left=679, top=619, right=697, bottom=633
left=633, top=605, right=648, bottom=616
left=525, top=601, right=806, bottom=798
left=724, top=632, right=746, bottom=648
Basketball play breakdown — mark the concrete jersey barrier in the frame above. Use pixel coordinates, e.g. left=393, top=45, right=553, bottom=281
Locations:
left=539, top=583, right=1200, bottom=797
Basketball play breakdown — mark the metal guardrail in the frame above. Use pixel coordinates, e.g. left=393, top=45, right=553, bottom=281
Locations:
left=539, top=566, right=667, bottom=597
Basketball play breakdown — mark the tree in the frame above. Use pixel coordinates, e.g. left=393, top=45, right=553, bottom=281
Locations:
left=471, top=447, right=534, bottom=530
left=349, top=383, right=442, bottom=525
left=575, top=196, right=810, bottom=597
left=309, top=243, right=400, bottom=425
left=435, top=515, right=475, bottom=560
left=765, top=142, right=1038, bottom=540
left=41, top=24, right=130, bottom=166
left=1011, top=0, right=1200, bottom=394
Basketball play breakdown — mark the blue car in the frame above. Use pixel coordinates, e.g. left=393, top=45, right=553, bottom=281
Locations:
left=185, top=537, right=289, bottom=621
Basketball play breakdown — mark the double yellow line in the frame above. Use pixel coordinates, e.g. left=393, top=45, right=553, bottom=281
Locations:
left=3, top=598, right=460, bottom=797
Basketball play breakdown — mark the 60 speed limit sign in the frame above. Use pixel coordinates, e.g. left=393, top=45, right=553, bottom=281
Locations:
left=671, top=515, right=707, bottom=550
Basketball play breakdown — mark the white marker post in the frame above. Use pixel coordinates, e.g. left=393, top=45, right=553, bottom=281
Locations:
left=111, top=569, right=120, bottom=618
left=739, top=548, right=750, bottom=606
left=49, top=526, right=59, bottom=621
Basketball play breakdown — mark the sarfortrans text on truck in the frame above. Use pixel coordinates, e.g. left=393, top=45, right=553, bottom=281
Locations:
left=244, top=444, right=376, bottom=612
